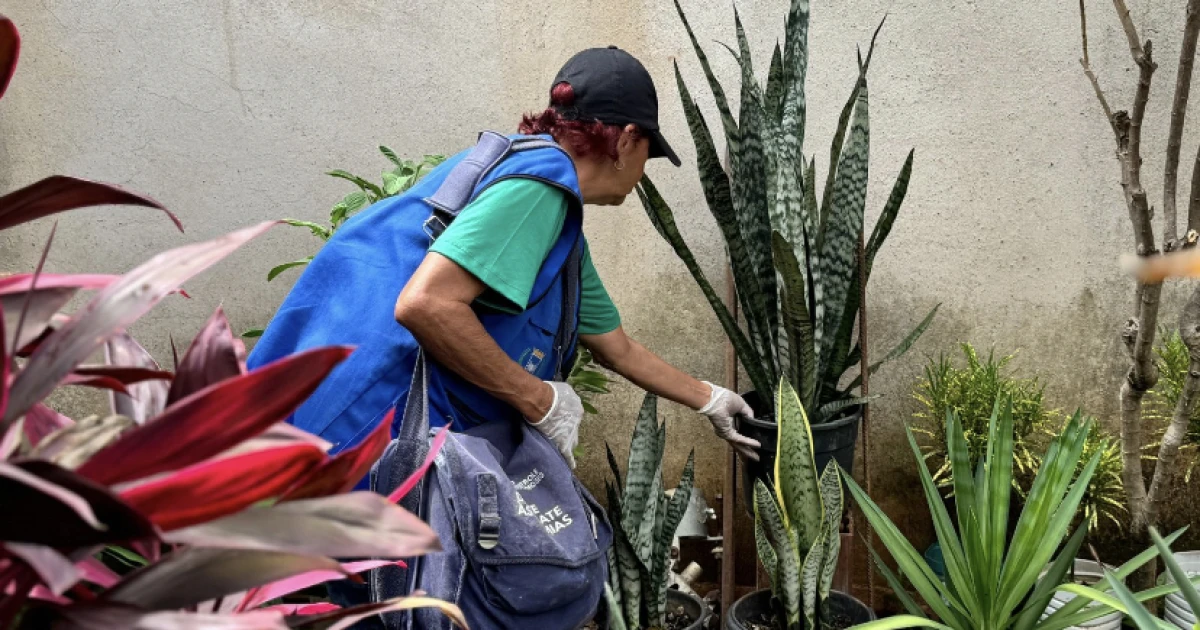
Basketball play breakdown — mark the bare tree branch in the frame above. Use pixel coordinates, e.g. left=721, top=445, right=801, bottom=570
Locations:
left=1148, top=286, right=1200, bottom=521
left=1081, top=0, right=1118, bottom=135
left=1113, top=0, right=1146, bottom=60
left=1164, top=0, right=1200, bottom=244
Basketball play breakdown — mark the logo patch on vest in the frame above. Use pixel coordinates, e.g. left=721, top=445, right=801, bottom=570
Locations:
left=519, top=348, right=546, bottom=374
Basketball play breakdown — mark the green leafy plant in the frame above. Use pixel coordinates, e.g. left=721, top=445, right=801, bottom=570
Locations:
left=638, top=0, right=938, bottom=422
left=913, top=344, right=1055, bottom=492
left=605, top=393, right=696, bottom=629
left=243, top=149, right=446, bottom=338
left=1146, top=326, right=1200, bottom=480
left=1062, top=527, right=1200, bottom=630
left=568, top=347, right=612, bottom=416
left=751, top=379, right=843, bottom=630
left=845, top=397, right=1174, bottom=630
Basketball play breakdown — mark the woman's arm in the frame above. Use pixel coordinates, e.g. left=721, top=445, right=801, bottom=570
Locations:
left=580, top=327, right=718, bottom=411
left=395, top=252, right=554, bottom=421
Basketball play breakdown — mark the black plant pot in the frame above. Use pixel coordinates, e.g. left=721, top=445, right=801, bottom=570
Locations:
left=726, top=589, right=874, bottom=630
left=665, top=589, right=710, bottom=630
left=738, top=391, right=862, bottom=518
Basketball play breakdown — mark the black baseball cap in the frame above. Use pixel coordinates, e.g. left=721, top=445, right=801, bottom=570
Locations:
left=551, top=46, right=681, bottom=167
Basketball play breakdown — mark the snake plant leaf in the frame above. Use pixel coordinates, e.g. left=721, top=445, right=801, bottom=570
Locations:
left=816, top=79, right=869, bottom=374
left=636, top=179, right=772, bottom=396
left=645, top=491, right=667, bottom=624
left=756, top=479, right=802, bottom=627
left=817, top=460, right=842, bottom=602
left=621, top=393, right=660, bottom=541
left=634, top=431, right=666, bottom=573
left=774, top=381, right=822, bottom=547
left=673, top=61, right=772, bottom=366
left=819, top=82, right=861, bottom=249
left=815, top=395, right=877, bottom=424
left=612, top=512, right=646, bottom=627
left=866, top=149, right=915, bottom=271
left=766, top=42, right=785, bottom=124
left=732, top=8, right=779, bottom=364
left=652, top=450, right=695, bottom=623
left=842, top=304, right=940, bottom=394
left=604, top=584, right=628, bottom=630
left=753, top=498, right=780, bottom=586
left=829, top=151, right=917, bottom=380
left=605, top=443, right=623, bottom=492
left=772, top=232, right=815, bottom=408
left=672, top=0, right=737, bottom=147
left=801, top=531, right=824, bottom=630
left=780, top=0, right=811, bottom=160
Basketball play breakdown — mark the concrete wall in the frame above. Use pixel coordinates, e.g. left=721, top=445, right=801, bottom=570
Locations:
left=4, top=0, right=1200, bottom=601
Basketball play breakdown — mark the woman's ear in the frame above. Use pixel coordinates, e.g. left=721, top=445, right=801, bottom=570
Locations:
left=617, top=124, right=640, bottom=156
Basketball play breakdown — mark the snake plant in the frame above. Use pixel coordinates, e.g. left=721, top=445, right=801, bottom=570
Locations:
left=605, top=393, right=696, bottom=629
left=638, top=0, right=938, bottom=422
left=844, top=397, right=1185, bottom=630
left=752, top=379, right=843, bottom=630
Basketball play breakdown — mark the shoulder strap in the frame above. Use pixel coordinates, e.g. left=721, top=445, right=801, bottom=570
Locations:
left=552, top=239, right=584, bottom=381
left=422, top=131, right=562, bottom=240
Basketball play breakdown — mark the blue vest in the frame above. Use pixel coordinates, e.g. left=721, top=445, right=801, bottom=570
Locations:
left=246, top=134, right=584, bottom=456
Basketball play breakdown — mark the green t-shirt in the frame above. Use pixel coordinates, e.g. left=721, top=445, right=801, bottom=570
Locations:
left=428, top=179, right=621, bottom=335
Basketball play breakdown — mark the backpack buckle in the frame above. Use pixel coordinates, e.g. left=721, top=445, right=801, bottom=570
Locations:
left=477, top=473, right=501, bottom=550
left=422, top=214, right=448, bottom=241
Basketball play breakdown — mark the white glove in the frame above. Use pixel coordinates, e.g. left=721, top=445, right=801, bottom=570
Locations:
left=697, top=382, right=761, bottom=461
left=528, top=381, right=583, bottom=468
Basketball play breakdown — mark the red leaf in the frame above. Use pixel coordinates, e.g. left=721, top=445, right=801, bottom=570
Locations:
left=1, top=303, right=8, bottom=421
left=0, top=15, right=18, bottom=100
left=387, top=425, right=450, bottom=503
left=76, top=556, right=119, bottom=588
left=0, top=176, right=180, bottom=233
left=61, top=373, right=130, bottom=395
left=168, top=306, right=244, bottom=404
left=120, top=443, right=325, bottom=531
left=3, top=221, right=277, bottom=428
left=237, top=560, right=398, bottom=611
left=282, top=409, right=393, bottom=501
left=73, top=365, right=173, bottom=385
left=2, top=460, right=155, bottom=548
left=77, top=345, right=350, bottom=486
left=0, top=273, right=118, bottom=294
left=104, top=333, right=168, bottom=424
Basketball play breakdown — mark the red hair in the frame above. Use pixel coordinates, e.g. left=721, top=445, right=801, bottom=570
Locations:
left=519, top=82, right=640, bottom=161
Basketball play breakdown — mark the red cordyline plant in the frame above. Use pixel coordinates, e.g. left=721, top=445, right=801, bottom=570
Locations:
left=0, top=15, right=461, bottom=629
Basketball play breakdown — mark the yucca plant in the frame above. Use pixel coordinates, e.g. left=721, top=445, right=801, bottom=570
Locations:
left=844, top=397, right=1175, bottom=630
left=638, top=0, right=938, bottom=422
left=751, top=379, right=844, bottom=630
left=1062, top=527, right=1200, bottom=630
left=605, top=393, right=696, bottom=629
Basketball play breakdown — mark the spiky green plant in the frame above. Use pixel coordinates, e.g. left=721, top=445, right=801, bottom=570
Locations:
left=845, top=398, right=1177, bottom=630
left=913, top=344, right=1055, bottom=493
left=637, top=0, right=938, bottom=423
left=751, top=379, right=843, bottom=630
left=1059, top=527, right=1200, bottom=630
left=605, top=393, right=696, bottom=630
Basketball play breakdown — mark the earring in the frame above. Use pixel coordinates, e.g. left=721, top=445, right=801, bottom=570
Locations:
left=615, top=160, right=626, bottom=171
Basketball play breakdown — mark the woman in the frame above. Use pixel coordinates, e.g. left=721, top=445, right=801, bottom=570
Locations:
left=248, top=45, right=761, bottom=467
